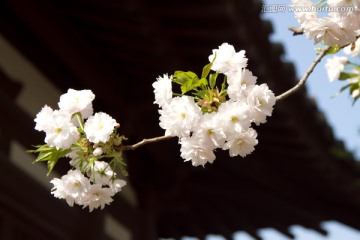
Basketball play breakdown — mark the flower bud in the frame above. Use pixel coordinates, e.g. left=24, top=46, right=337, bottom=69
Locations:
left=352, top=89, right=360, bottom=99
left=93, top=147, right=103, bottom=156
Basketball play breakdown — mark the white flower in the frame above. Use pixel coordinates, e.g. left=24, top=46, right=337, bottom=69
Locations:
left=44, top=110, right=80, bottom=149
left=34, top=105, right=54, bottom=132
left=180, top=135, right=216, bottom=167
left=246, top=84, right=276, bottom=125
left=304, top=17, right=351, bottom=46
left=159, top=96, right=202, bottom=137
left=81, top=184, right=114, bottom=212
left=109, top=179, right=127, bottom=194
left=193, top=112, right=226, bottom=149
left=227, top=68, right=257, bottom=101
left=327, top=0, right=360, bottom=11
left=84, top=112, right=117, bottom=143
left=50, top=169, right=90, bottom=207
left=208, top=43, right=248, bottom=74
left=325, top=56, right=348, bottom=81
left=58, top=89, right=95, bottom=119
left=223, top=128, right=258, bottom=157
left=50, top=178, right=66, bottom=200
left=291, top=0, right=317, bottom=26
left=217, top=100, right=251, bottom=134
left=344, top=38, right=360, bottom=57
left=328, top=12, right=359, bottom=43
left=153, top=74, right=173, bottom=108
left=91, top=161, right=115, bottom=185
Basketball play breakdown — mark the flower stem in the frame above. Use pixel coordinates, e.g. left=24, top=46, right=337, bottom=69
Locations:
left=75, top=112, right=85, bottom=132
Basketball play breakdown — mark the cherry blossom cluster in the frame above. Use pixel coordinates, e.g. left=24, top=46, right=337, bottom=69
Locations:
left=325, top=38, right=360, bottom=101
left=291, top=0, right=360, bottom=46
left=153, top=43, right=276, bottom=167
left=31, top=89, right=126, bottom=211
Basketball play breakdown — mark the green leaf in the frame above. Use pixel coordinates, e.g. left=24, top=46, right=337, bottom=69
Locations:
left=209, top=72, right=218, bottom=89
left=221, top=75, right=227, bottom=93
left=180, top=76, right=207, bottom=94
left=193, top=89, right=207, bottom=99
left=173, top=71, right=198, bottom=85
left=112, top=153, right=128, bottom=177
left=35, top=151, right=53, bottom=162
left=350, top=83, right=359, bottom=93
left=47, top=158, right=59, bottom=176
left=201, top=54, right=216, bottom=79
left=28, top=144, right=71, bottom=176
left=339, top=84, right=351, bottom=93
left=338, top=72, right=359, bottom=80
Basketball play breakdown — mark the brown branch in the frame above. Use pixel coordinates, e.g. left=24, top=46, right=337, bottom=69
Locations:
left=121, top=135, right=174, bottom=151
left=289, top=26, right=304, bottom=35
left=275, top=46, right=331, bottom=102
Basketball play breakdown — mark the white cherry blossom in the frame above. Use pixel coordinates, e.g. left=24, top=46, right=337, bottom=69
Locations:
left=84, top=112, right=117, bottom=143
left=153, top=74, right=173, bottom=108
left=180, top=135, right=216, bottom=167
left=208, top=42, right=248, bottom=74
left=325, top=56, right=348, bottom=81
left=58, top=89, right=95, bottom=119
left=81, top=184, right=114, bottom=212
left=246, top=84, right=276, bottom=125
left=193, top=112, right=226, bottom=149
left=227, top=68, right=257, bottom=101
left=50, top=169, right=90, bottom=207
left=34, top=105, right=54, bottom=132
left=159, top=96, right=202, bottom=137
left=217, top=100, right=251, bottom=134
left=223, top=128, right=258, bottom=157
left=44, top=110, right=80, bottom=149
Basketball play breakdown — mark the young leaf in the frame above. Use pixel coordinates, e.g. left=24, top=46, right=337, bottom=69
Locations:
left=28, top=144, right=71, bottom=175
left=201, top=55, right=216, bottom=79
left=173, top=71, right=198, bottom=85
left=180, top=77, right=207, bottom=94
left=209, top=72, right=218, bottom=89
left=338, top=72, right=359, bottom=80
left=221, top=75, right=227, bottom=93
left=47, top=158, right=59, bottom=176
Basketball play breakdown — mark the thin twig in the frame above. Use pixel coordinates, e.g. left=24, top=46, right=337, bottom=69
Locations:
left=275, top=46, right=331, bottom=101
left=121, top=135, right=174, bottom=151
left=289, top=26, right=304, bottom=36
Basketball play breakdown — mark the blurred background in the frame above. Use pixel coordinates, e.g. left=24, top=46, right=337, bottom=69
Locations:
left=0, top=0, right=360, bottom=239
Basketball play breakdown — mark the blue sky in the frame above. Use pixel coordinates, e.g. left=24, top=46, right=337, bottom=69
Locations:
left=261, top=0, right=360, bottom=160
left=182, top=1, right=360, bottom=239
left=259, top=1, right=360, bottom=239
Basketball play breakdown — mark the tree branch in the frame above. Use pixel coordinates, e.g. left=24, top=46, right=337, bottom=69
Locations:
left=275, top=46, right=331, bottom=102
left=289, top=26, right=304, bottom=35
left=119, top=39, right=360, bottom=151
left=121, top=135, right=174, bottom=151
